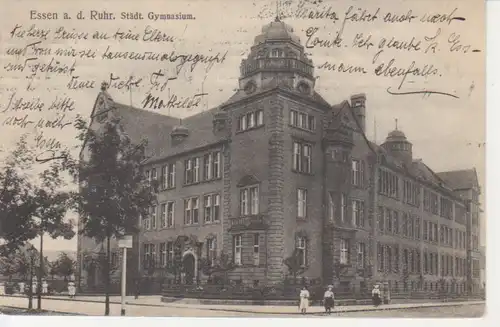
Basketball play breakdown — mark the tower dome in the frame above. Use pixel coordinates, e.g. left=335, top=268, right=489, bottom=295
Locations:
left=238, top=17, right=315, bottom=96
left=253, top=17, right=301, bottom=45
left=381, top=120, right=413, bottom=164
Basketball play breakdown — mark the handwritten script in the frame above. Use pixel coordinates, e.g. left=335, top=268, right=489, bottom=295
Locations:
left=0, top=0, right=483, bottom=163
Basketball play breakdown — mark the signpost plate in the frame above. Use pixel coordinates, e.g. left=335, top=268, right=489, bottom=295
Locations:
left=118, top=235, right=133, bottom=248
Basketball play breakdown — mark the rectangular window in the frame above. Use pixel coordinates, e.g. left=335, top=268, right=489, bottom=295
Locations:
left=233, top=235, right=242, bottom=265
left=340, top=239, right=349, bottom=264
left=385, top=208, right=392, bottom=233
left=204, top=193, right=220, bottom=223
left=440, top=197, right=453, bottom=219
left=393, top=210, right=399, bottom=234
left=184, top=158, right=199, bottom=185
left=213, top=152, right=221, bottom=179
left=206, top=238, right=216, bottom=266
left=408, top=215, right=414, bottom=238
left=160, top=243, right=166, bottom=267
left=377, top=206, right=384, bottom=232
left=394, top=246, right=399, bottom=273
left=297, top=237, right=307, bottom=266
left=328, top=192, right=335, bottom=221
left=352, top=160, right=365, bottom=187
left=357, top=242, right=365, bottom=268
left=377, top=243, right=384, bottom=271
left=167, top=242, right=174, bottom=265
left=166, top=202, right=174, bottom=227
left=290, top=109, right=315, bottom=131
left=292, top=141, right=312, bottom=173
left=341, top=193, right=347, bottom=222
left=352, top=200, right=364, bottom=227
left=386, top=246, right=392, bottom=273
left=184, top=197, right=199, bottom=225
left=415, top=217, right=421, bottom=239
left=150, top=205, right=157, bottom=230
left=239, top=110, right=264, bottom=131
left=423, top=189, right=439, bottom=214
left=203, top=153, right=213, bottom=181
left=403, top=180, right=420, bottom=207
left=402, top=213, right=408, bottom=237
left=240, top=186, right=259, bottom=216
left=161, top=163, right=176, bottom=189
left=378, top=168, right=399, bottom=199
left=253, top=234, right=260, bottom=266
left=297, top=188, right=307, bottom=218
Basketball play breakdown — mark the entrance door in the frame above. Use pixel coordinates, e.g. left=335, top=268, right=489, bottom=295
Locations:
left=183, top=254, right=195, bottom=285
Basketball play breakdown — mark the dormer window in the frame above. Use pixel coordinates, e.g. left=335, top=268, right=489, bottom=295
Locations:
left=297, top=82, right=311, bottom=94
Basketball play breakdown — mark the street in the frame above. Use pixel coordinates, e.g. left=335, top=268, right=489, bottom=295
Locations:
left=0, top=296, right=485, bottom=317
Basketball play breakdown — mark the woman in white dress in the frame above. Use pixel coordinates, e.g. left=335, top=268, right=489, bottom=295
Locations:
left=68, top=282, right=76, bottom=298
left=298, top=286, right=310, bottom=314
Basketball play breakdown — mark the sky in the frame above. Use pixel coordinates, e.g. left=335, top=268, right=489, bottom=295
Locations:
left=0, top=0, right=485, bottom=251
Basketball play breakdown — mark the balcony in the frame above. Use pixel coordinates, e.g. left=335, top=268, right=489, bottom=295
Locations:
left=240, top=58, right=314, bottom=77
left=229, top=214, right=268, bottom=231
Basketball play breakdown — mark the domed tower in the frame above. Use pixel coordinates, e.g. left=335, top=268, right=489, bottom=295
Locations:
left=381, top=120, right=413, bottom=165
left=238, top=17, right=316, bottom=96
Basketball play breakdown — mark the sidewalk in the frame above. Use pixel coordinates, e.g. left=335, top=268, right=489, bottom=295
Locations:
left=0, top=294, right=485, bottom=315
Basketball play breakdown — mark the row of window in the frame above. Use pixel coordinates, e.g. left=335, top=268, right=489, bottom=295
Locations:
left=232, top=234, right=261, bottom=266
left=145, top=151, right=222, bottom=190
left=377, top=207, right=421, bottom=240
left=290, top=110, right=316, bottom=131
left=328, top=193, right=365, bottom=228
left=237, top=110, right=264, bottom=132
left=439, top=225, right=454, bottom=247
left=142, top=238, right=218, bottom=268
left=142, top=193, right=221, bottom=230
left=377, top=244, right=469, bottom=277
left=379, top=169, right=468, bottom=225
left=377, top=244, right=421, bottom=274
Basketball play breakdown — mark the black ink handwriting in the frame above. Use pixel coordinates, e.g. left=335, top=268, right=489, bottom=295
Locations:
left=387, top=87, right=459, bottom=99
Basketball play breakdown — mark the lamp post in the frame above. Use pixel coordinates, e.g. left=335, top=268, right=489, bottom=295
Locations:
left=37, top=231, right=44, bottom=310
left=118, top=235, right=133, bottom=316
left=27, top=246, right=36, bottom=310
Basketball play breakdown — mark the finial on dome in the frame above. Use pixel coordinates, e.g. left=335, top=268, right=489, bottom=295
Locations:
left=395, top=118, right=398, bottom=130
left=101, top=81, right=109, bottom=91
left=275, top=0, right=281, bottom=21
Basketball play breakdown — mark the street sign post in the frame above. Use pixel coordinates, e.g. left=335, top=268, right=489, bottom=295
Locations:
left=118, top=235, right=133, bottom=316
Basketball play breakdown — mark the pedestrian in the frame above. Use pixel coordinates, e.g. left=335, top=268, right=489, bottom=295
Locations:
left=68, top=281, right=76, bottom=298
left=42, top=280, right=48, bottom=294
left=323, top=285, right=335, bottom=314
left=372, top=284, right=381, bottom=307
left=298, top=286, right=310, bottom=314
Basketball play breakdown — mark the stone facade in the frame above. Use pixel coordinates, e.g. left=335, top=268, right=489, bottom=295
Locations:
left=77, top=19, right=482, bottom=293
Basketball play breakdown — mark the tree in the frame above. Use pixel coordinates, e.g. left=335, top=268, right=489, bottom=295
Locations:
left=53, top=252, right=77, bottom=281
left=0, top=136, right=39, bottom=255
left=0, top=252, right=20, bottom=281
left=284, top=249, right=307, bottom=285
left=67, top=113, right=157, bottom=315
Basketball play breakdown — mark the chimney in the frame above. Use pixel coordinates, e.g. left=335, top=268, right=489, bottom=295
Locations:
left=350, top=93, right=366, bottom=133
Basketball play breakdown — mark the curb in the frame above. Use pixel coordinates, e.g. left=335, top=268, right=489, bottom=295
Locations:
left=0, top=295, right=485, bottom=315
left=0, top=305, right=88, bottom=316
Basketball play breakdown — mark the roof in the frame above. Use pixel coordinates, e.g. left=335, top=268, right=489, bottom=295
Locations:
left=254, top=18, right=301, bottom=45
left=116, top=102, right=225, bottom=162
left=221, top=84, right=331, bottom=110
left=86, top=89, right=226, bottom=164
left=435, top=169, right=479, bottom=190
